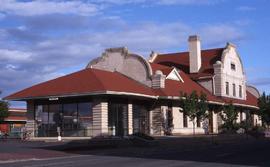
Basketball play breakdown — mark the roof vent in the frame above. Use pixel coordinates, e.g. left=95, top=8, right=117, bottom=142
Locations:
left=152, top=71, right=166, bottom=89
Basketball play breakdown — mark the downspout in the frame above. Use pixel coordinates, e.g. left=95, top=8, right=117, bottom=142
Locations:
left=212, top=75, right=216, bottom=95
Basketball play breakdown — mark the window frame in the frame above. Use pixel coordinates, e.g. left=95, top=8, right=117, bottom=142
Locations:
left=239, top=85, right=242, bottom=98
left=231, top=63, right=236, bottom=71
left=183, top=113, right=188, bottom=128
left=233, top=83, right=236, bottom=97
left=226, top=82, right=229, bottom=95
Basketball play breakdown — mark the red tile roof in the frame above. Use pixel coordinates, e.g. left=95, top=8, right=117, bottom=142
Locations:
left=153, top=70, right=224, bottom=103
left=149, top=63, right=173, bottom=76
left=4, top=65, right=258, bottom=109
left=4, top=68, right=155, bottom=100
left=221, top=91, right=258, bottom=108
left=153, top=48, right=224, bottom=79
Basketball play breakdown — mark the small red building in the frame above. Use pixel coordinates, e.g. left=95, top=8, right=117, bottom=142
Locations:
left=0, top=108, right=27, bottom=137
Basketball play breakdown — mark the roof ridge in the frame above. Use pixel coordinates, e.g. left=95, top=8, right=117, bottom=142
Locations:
left=158, top=47, right=225, bottom=56
left=89, top=69, right=107, bottom=90
left=3, top=68, right=90, bottom=100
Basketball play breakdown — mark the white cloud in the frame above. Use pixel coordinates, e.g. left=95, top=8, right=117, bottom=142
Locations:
left=156, top=0, right=223, bottom=5
left=236, top=6, right=256, bottom=12
left=0, top=0, right=225, bottom=17
left=93, top=0, right=224, bottom=5
left=199, top=24, right=244, bottom=46
left=0, top=14, right=247, bottom=105
left=0, top=49, right=32, bottom=62
left=0, top=0, right=100, bottom=16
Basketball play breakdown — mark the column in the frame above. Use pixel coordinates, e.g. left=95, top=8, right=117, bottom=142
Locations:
left=25, top=100, right=35, bottom=138
left=212, top=111, right=219, bottom=134
left=172, top=106, right=182, bottom=134
left=128, top=103, right=133, bottom=135
left=150, top=106, right=163, bottom=136
left=92, top=99, right=108, bottom=137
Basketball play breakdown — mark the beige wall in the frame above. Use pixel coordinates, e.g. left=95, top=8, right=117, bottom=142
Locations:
left=220, top=44, right=246, bottom=99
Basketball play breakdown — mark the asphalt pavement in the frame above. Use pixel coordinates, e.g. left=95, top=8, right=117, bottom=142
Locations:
left=0, top=136, right=269, bottom=167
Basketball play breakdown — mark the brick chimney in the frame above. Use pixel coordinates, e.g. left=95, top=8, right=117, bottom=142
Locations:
left=188, top=35, right=201, bottom=73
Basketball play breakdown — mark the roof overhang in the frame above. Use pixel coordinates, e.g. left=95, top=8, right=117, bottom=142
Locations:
left=5, top=91, right=158, bottom=101
left=6, top=91, right=258, bottom=109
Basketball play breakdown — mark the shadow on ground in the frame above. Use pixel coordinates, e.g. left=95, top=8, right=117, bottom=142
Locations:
left=38, top=135, right=270, bottom=167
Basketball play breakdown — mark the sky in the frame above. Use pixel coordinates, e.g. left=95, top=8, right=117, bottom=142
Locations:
left=0, top=0, right=269, bottom=108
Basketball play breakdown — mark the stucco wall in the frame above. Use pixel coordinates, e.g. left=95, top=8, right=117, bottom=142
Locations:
left=197, top=79, right=213, bottom=93
left=213, top=44, right=247, bottom=100
left=221, top=45, right=246, bottom=99
left=87, top=47, right=152, bottom=86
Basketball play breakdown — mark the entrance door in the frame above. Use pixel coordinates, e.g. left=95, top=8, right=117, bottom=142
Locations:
left=133, top=105, right=150, bottom=134
left=108, top=103, right=128, bottom=136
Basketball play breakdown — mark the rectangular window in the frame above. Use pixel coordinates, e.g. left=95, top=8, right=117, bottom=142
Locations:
left=35, top=102, right=93, bottom=137
left=226, top=82, right=229, bottom=95
left=196, top=117, right=201, bottom=128
left=231, top=63, right=236, bottom=71
left=183, top=113, right=188, bottom=128
left=233, top=84, right=236, bottom=97
left=239, top=85, right=242, bottom=98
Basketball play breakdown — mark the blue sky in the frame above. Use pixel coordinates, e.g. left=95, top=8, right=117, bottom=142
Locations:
left=0, top=0, right=269, bottom=107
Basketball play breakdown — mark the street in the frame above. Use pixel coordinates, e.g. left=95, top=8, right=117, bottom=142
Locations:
left=0, top=136, right=270, bottom=167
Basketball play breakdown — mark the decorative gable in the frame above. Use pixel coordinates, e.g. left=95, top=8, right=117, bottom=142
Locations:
left=166, top=68, right=184, bottom=82
left=87, top=47, right=153, bottom=87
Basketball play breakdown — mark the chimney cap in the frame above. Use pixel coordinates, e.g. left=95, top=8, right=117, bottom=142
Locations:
left=188, top=35, right=200, bottom=42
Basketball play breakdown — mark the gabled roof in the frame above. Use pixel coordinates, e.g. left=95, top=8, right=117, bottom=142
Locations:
left=153, top=70, right=224, bottom=104
left=4, top=62, right=258, bottom=109
left=4, top=68, right=156, bottom=100
left=153, top=48, right=224, bottom=79
left=149, top=63, right=173, bottom=76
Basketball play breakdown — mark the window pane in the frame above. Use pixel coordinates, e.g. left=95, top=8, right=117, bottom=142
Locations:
left=48, top=104, right=61, bottom=137
left=63, top=103, right=77, bottom=117
left=62, top=103, right=78, bottom=137
left=197, top=117, right=201, bottom=127
left=78, top=102, right=92, bottom=137
left=78, top=102, right=92, bottom=117
left=226, top=82, right=229, bottom=95
left=239, top=85, right=242, bottom=98
left=183, top=113, right=188, bottom=128
left=35, top=105, right=49, bottom=137
left=231, top=63, right=236, bottom=70
left=233, top=84, right=236, bottom=96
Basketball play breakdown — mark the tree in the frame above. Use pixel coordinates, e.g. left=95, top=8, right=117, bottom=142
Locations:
left=258, top=92, right=270, bottom=127
left=220, top=103, right=238, bottom=132
left=180, top=91, right=209, bottom=135
left=0, top=92, right=9, bottom=123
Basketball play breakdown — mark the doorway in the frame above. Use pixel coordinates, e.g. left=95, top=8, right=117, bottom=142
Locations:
left=133, top=104, right=150, bottom=134
left=108, top=103, right=128, bottom=136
